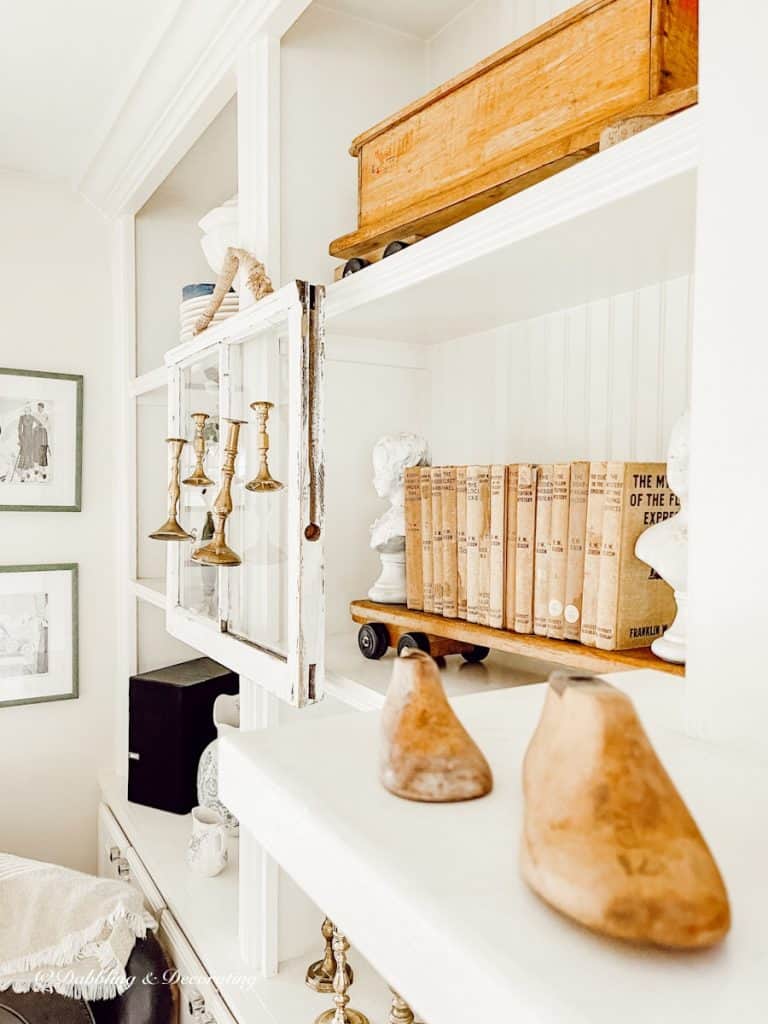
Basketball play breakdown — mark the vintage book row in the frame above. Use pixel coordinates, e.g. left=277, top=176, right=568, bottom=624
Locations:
left=404, top=462, right=679, bottom=652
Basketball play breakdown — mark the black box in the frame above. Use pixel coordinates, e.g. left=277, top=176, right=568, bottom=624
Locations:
left=128, top=657, right=239, bottom=814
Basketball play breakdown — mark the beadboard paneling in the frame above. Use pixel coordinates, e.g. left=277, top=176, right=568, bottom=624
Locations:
left=429, top=276, right=692, bottom=466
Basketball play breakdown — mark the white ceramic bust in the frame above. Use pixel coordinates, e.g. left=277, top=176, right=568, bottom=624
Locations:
left=635, top=410, right=689, bottom=663
left=369, top=433, right=430, bottom=603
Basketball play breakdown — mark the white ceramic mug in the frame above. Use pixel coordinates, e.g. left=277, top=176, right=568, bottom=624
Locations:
left=186, top=806, right=228, bottom=877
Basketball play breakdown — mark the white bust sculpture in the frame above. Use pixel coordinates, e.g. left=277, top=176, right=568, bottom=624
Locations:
left=368, top=433, right=430, bottom=603
left=635, top=410, right=689, bottom=663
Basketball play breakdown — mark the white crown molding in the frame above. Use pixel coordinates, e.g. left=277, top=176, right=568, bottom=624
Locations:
left=77, top=0, right=312, bottom=218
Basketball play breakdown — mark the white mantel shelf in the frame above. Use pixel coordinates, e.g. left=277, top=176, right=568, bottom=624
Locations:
left=220, top=669, right=767, bottom=1024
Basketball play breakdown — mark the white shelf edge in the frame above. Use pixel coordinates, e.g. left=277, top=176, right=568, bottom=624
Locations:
left=129, top=365, right=168, bottom=396
left=325, top=667, right=386, bottom=711
left=130, top=577, right=166, bottom=609
left=220, top=675, right=767, bottom=1024
left=164, top=282, right=304, bottom=368
left=324, top=107, right=699, bottom=332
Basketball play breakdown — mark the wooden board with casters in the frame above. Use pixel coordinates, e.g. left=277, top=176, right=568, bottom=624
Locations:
left=330, top=0, right=698, bottom=263
left=350, top=599, right=685, bottom=676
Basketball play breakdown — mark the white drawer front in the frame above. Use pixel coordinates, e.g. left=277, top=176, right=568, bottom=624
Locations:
left=97, top=802, right=132, bottom=883
left=158, top=909, right=236, bottom=1024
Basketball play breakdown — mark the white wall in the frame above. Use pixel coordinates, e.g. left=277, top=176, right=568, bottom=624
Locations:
left=280, top=4, right=428, bottom=285
left=427, top=0, right=573, bottom=86
left=686, top=1, right=768, bottom=744
left=0, top=171, right=114, bottom=872
left=135, top=97, right=238, bottom=377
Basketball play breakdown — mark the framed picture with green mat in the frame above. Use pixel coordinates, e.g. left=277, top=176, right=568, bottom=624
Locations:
left=0, top=564, right=78, bottom=708
left=0, top=368, right=83, bottom=511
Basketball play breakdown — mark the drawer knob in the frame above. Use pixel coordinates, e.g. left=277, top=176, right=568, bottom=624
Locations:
left=188, top=992, right=214, bottom=1021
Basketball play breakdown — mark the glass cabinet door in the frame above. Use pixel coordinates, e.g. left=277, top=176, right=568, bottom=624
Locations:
left=165, top=282, right=325, bottom=707
left=176, top=346, right=221, bottom=625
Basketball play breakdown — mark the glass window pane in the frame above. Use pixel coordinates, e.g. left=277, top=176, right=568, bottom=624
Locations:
left=178, top=349, right=220, bottom=621
left=225, top=325, right=290, bottom=657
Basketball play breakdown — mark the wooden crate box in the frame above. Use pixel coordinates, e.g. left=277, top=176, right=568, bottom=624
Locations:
left=330, top=0, right=698, bottom=261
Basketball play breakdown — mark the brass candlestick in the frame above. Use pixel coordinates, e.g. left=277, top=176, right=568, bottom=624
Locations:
left=314, top=929, right=369, bottom=1024
left=245, top=400, right=283, bottom=492
left=306, top=917, right=353, bottom=993
left=149, top=438, right=193, bottom=541
left=192, top=419, right=245, bottom=566
left=388, top=991, right=415, bottom=1024
left=183, top=412, right=214, bottom=487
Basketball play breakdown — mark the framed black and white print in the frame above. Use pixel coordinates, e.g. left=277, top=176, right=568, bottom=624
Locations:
left=0, top=369, right=83, bottom=511
left=0, top=565, right=78, bottom=708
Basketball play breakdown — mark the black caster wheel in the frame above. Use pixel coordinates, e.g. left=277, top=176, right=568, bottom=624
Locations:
left=358, top=622, right=389, bottom=660
left=343, top=257, right=371, bottom=277
left=397, top=632, right=431, bottom=657
left=382, top=240, right=410, bottom=258
left=461, top=645, right=490, bottom=663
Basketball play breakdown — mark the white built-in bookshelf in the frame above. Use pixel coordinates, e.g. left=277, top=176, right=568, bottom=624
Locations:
left=81, top=0, right=768, bottom=1020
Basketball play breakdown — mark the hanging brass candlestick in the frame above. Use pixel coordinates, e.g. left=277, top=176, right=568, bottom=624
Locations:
left=314, top=929, right=369, bottom=1024
left=183, top=412, right=214, bottom=487
left=192, top=418, right=246, bottom=566
left=245, top=400, right=283, bottom=492
left=306, top=917, right=353, bottom=993
left=149, top=438, right=193, bottom=541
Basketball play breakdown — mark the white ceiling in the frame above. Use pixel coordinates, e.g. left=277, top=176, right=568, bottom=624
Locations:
left=0, top=0, right=183, bottom=182
left=319, top=0, right=472, bottom=39
left=0, top=0, right=472, bottom=185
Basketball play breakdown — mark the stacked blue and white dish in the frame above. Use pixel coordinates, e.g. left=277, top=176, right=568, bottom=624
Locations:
left=180, top=283, right=238, bottom=342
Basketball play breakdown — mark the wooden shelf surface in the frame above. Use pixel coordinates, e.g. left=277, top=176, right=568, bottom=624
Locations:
left=350, top=600, right=684, bottom=677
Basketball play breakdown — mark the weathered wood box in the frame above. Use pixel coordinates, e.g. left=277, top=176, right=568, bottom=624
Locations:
left=330, top=0, right=698, bottom=262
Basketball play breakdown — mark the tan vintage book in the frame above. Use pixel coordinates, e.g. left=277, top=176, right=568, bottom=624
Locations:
left=546, top=463, right=571, bottom=639
left=441, top=466, right=458, bottom=618
left=580, top=461, right=608, bottom=647
left=488, top=465, right=507, bottom=629
left=514, top=464, right=538, bottom=634
left=431, top=467, right=444, bottom=615
left=420, top=467, right=434, bottom=613
left=595, top=463, right=677, bottom=650
left=563, top=461, right=590, bottom=641
left=404, top=466, right=423, bottom=610
left=504, top=465, right=519, bottom=630
left=466, top=466, right=491, bottom=624
left=456, top=466, right=468, bottom=619
left=533, top=465, right=554, bottom=636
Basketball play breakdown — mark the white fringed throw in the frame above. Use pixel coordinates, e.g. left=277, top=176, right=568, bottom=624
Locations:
left=0, top=853, right=156, bottom=1000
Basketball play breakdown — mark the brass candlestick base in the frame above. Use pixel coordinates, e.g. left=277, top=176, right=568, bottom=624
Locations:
left=150, top=438, right=193, bottom=541
left=388, top=991, right=415, bottom=1024
left=306, top=918, right=353, bottom=994
left=315, top=1011, right=369, bottom=1024
left=192, top=419, right=245, bottom=567
left=314, top=930, right=369, bottom=1024
left=149, top=516, right=193, bottom=541
left=245, top=400, right=283, bottom=492
left=183, top=412, right=214, bottom=487
left=192, top=530, right=241, bottom=566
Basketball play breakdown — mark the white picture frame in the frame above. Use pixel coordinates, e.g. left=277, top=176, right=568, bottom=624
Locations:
left=0, top=564, right=79, bottom=709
